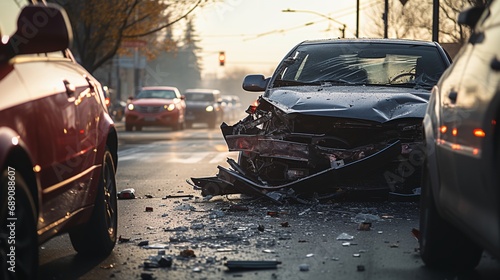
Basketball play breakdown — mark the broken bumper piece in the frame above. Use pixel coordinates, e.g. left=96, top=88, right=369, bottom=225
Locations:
left=190, top=140, right=401, bottom=204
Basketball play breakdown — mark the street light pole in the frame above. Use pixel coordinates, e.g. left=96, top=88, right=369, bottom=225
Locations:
left=356, top=0, right=360, bottom=38
left=282, top=9, right=349, bottom=38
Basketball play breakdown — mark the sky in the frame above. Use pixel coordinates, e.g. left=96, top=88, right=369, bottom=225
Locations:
left=192, top=0, right=380, bottom=78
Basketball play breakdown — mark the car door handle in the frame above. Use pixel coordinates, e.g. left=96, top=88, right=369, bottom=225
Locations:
left=448, top=91, right=458, bottom=103
left=85, top=75, right=96, bottom=90
left=63, top=80, right=75, bottom=97
left=491, top=56, right=500, bottom=72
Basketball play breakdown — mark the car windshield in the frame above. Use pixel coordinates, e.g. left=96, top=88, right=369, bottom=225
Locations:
left=184, top=93, right=214, bottom=102
left=137, top=89, right=177, bottom=99
left=274, top=42, right=447, bottom=90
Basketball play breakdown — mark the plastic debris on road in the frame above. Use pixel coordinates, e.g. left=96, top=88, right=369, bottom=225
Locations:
left=117, top=188, right=136, bottom=199
left=336, top=233, right=354, bottom=241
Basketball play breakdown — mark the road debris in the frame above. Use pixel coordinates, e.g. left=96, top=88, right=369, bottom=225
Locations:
left=179, top=249, right=196, bottom=258
left=224, top=260, right=282, bottom=271
left=299, top=264, right=310, bottom=271
left=145, top=207, right=153, bottom=212
left=357, top=222, right=372, bottom=231
left=117, top=188, right=136, bottom=199
left=336, top=233, right=354, bottom=241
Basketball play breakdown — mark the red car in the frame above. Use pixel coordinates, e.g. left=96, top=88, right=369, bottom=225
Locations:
left=125, top=86, right=186, bottom=131
left=0, top=2, right=118, bottom=279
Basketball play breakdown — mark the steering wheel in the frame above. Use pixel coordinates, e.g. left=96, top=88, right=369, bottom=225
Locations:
left=390, top=72, right=416, bottom=83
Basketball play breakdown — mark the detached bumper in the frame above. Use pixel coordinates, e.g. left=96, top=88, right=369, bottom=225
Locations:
left=191, top=140, right=401, bottom=204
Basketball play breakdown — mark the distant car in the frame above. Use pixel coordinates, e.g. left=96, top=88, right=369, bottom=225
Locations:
left=103, top=86, right=126, bottom=122
left=0, top=2, right=118, bottom=279
left=221, top=95, right=242, bottom=123
left=420, top=0, right=500, bottom=270
left=125, top=86, right=186, bottom=131
left=184, top=89, right=224, bottom=129
left=192, top=38, right=451, bottom=203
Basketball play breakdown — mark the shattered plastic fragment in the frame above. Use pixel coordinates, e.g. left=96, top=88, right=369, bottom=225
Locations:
left=138, top=240, right=149, bottom=247
left=144, top=243, right=169, bottom=249
left=357, top=265, right=365, bottom=271
left=118, top=235, right=130, bottom=243
left=353, top=253, right=361, bottom=257
left=224, top=260, right=282, bottom=271
left=357, top=222, right=372, bottom=231
left=263, top=249, right=275, bottom=253
left=299, top=264, right=310, bottom=271
left=158, top=256, right=173, bottom=268
left=342, top=242, right=351, bottom=247
left=353, top=213, right=381, bottom=223
left=306, top=253, right=314, bottom=258
left=117, top=188, right=135, bottom=199
left=145, top=207, right=153, bottom=212
left=180, top=249, right=196, bottom=258
left=336, top=233, right=354, bottom=241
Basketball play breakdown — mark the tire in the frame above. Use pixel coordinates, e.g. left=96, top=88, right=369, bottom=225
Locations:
left=419, top=161, right=482, bottom=270
left=0, top=167, right=38, bottom=280
left=69, top=148, right=117, bottom=256
left=125, top=124, right=133, bottom=131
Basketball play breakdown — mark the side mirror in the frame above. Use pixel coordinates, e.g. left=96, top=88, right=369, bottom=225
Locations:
left=242, top=75, right=269, bottom=92
left=457, top=6, right=485, bottom=29
left=3, top=4, right=72, bottom=60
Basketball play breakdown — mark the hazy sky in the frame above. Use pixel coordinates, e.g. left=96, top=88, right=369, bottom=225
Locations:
left=193, top=0, right=379, bottom=77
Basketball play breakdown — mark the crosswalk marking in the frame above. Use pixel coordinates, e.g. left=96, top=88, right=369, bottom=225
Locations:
left=118, top=151, right=238, bottom=164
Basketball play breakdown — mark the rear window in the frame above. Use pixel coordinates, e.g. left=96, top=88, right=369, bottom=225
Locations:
left=184, top=92, right=215, bottom=102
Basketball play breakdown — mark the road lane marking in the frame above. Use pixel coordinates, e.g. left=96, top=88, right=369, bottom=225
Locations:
left=118, top=152, right=237, bottom=164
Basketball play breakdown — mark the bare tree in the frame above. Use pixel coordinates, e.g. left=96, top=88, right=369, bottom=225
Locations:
left=50, top=0, right=207, bottom=73
left=366, top=0, right=488, bottom=43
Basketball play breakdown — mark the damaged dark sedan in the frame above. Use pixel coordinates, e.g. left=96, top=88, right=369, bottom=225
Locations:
left=192, top=39, right=451, bottom=203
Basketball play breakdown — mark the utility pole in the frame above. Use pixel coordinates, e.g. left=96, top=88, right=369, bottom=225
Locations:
left=432, top=0, right=439, bottom=42
left=383, top=0, right=389, bottom=38
left=356, top=0, right=360, bottom=38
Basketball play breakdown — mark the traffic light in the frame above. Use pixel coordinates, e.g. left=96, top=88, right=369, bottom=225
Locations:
left=218, top=51, right=225, bottom=66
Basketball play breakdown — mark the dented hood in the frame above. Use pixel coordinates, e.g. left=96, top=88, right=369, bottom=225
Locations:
left=265, top=86, right=430, bottom=123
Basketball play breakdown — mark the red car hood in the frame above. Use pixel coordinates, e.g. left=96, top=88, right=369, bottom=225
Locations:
left=131, top=98, right=174, bottom=105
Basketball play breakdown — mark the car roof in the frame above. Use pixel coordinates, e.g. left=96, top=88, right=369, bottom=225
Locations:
left=142, top=86, right=179, bottom=91
left=185, top=89, right=221, bottom=94
left=299, top=38, right=438, bottom=47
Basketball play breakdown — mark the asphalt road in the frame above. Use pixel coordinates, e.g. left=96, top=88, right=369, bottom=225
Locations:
left=38, top=124, right=500, bottom=280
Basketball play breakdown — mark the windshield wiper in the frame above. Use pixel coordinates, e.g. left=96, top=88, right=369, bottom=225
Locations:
left=273, top=79, right=321, bottom=87
left=315, top=79, right=355, bottom=86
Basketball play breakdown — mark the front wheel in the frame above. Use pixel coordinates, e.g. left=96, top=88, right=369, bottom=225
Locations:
left=69, top=148, right=117, bottom=256
left=419, top=161, right=482, bottom=270
left=0, top=167, right=38, bottom=280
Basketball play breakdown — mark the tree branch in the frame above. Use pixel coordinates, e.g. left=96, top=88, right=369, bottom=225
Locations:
left=124, top=0, right=202, bottom=38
